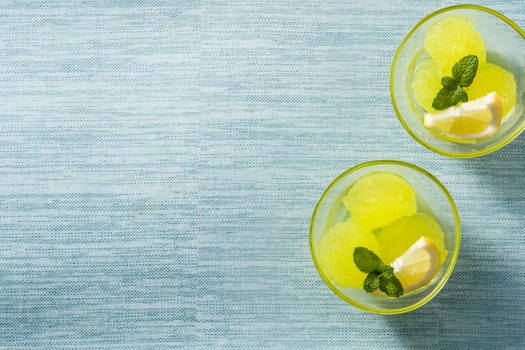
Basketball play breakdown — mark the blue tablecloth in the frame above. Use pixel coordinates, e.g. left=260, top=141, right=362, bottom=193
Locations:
left=0, top=1, right=524, bottom=349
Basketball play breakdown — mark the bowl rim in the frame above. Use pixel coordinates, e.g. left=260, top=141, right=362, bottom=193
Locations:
left=309, top=160, right=461, bottom=314
left=390, top=4, right=525, bottom=158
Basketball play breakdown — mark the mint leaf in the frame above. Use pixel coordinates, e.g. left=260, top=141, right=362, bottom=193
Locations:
left=379, top=275, right=403, bottom=297
left=378, top=266, right=394, bottom=279
left=354, top=247, right=404, bottom=297
left=431, top=55, right=478, bottom=110
left=353, top=247, right=381, bottom=273
left=377, top=262, right=393, bottom=274
left=452, top=55, right=478, bottom=87
left=432, top=87, right=456, bottom=110
left=441, top=76, right=457, bottom=89
left=450, top=87, right=468, bottom=105
left=432, top=85, right=468, bottom=110
left=363, top=272, right=380, bottom=293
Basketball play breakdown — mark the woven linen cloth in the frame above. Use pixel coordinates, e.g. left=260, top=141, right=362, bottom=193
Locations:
left=0, top=1, right=524, bottom=349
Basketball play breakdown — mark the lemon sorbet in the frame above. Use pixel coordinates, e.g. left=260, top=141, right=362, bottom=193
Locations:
left=316, top=172, right=446, bottom=297
left=411, top=16, right=516, bottom=142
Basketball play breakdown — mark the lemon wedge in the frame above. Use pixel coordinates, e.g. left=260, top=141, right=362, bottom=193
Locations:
left=423, top=92, right=503, bottom=140
left=390, top=236, right=441, bottom=293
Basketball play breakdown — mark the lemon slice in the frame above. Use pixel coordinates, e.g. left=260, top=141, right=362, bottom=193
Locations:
left=423, top=92, right=503, bottom=140
left=390, top=236, right=441, bottom=293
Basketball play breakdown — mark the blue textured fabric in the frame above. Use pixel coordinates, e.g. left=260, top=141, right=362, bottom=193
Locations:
left=0, top=1, right=524, bottom=349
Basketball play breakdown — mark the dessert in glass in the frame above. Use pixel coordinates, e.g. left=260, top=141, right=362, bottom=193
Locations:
left=391, top=5, right=525, bottom=157
left=310, top=161, right=460, bottom=314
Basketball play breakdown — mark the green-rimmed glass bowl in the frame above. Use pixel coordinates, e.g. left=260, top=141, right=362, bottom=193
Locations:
left=391, top=5, right=525, bottom=158
left=310, top=161, right=460, bottom=314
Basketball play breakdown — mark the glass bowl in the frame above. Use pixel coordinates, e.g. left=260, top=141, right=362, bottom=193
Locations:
left=391, top=5, right=525, bottom=158
left=310, top=161, right=460, bottom=314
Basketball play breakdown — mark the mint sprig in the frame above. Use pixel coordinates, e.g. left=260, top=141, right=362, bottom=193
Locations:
left=432, top=55, right=479, bottom=110
left=353, top=247, right=403, bottom=297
